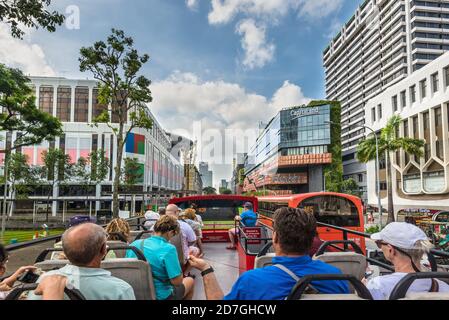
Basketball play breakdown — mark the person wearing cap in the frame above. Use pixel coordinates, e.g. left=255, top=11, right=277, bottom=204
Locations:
left=365, top=222, right=449, bottom=299
left=226, top=202, right=257, bottom=250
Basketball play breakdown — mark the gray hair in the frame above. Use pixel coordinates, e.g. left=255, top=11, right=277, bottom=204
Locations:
left=398, top=239, right=434, bottom=268
left=62, top=223, right=107, bottom=266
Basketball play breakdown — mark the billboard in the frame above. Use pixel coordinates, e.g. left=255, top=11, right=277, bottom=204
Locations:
left=126, top=133, right=145, bottom=155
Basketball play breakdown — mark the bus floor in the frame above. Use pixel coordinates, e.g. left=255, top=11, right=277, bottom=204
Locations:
left=191, top=242, right=240, bottom=300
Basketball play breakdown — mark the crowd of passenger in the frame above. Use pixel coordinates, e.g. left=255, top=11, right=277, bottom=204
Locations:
left=1, top=202, right=448, bottom=300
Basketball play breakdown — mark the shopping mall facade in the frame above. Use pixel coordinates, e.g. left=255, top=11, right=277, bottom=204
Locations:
left=243, top=102, right=341, bottom=195
left=1, top=76, right=184, bottom=216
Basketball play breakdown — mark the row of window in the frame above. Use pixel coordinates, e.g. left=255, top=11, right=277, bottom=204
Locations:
left=413, top=1, right=449, bottom=8
left=281, top=145, right=329, bottom=156
left=373, top=66, right=449, bottom=122
left=412, top=21, right=449, bottom=29
left=412, top=42, right=449, bottom=51
left=413, top=31, right=449, bottom=39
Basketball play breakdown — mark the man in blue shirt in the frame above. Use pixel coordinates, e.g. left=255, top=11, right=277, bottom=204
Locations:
left=190, top=207, right=350, bottom=300
left=226, top=202, right=257, bottom=250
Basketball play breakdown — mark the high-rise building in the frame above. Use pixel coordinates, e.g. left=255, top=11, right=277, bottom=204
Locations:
left=199, top=161, right=213, bottom=188
left=324, top=0, right=449, bottom=201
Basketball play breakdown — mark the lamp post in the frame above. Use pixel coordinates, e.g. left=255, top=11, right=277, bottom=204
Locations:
left=325, top=121, right=383, bottom=227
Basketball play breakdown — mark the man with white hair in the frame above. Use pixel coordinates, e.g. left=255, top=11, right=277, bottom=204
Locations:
left=28, top=223, right=135, bottom=300
left=365, top=222, right=449, bottom=299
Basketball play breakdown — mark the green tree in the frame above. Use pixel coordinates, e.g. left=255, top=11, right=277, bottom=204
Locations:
left=202, top=186, right=217, bottom=195
left=0, top=0, right=65, bottom=39
left=357, top=115, right=425, bottom=224
left=40, top=148, right=73, bottom=222
left=219, top=188, right=232, bottom=195
left=79, top=29, right=153, bottom=217
left=340, top=178, right=362, bottom=197
left=0, top=64, right=62, bottom=236
left=5, top=152, right=37, bottom=214
left=121, top=157, right=143, bottom=212
left=72, top=150, right=109, bottom=213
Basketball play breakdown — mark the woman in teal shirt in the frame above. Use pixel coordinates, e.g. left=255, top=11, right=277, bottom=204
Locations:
left=126, top=215, right=195, bottom=300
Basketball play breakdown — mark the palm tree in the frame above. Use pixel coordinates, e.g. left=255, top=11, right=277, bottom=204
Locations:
left=357, top=115, right=424, bottom=224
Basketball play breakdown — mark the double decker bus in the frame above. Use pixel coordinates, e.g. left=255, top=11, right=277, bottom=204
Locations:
left=169, top=195, right=258, bottom=242
left=257, top=192, right=366, bottom=252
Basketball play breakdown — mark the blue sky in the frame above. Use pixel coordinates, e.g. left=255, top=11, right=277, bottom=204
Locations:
left=0, top=0, right=362, bottom=185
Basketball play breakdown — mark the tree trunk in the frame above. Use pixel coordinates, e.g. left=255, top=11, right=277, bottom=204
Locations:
left=112, top=124, right=125, bottom=218
left=386, top=152, right=395, bottom=224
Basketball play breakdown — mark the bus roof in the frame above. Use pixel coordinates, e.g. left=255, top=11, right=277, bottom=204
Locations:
left=169, top=194, right=258, bottom=204
left=257, top=192, right=362, bottom=204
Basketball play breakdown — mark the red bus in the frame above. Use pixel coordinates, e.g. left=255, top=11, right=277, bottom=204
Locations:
left=257, top=192, right=366, bottom=253
left=168, top=195, right=258, bottom=242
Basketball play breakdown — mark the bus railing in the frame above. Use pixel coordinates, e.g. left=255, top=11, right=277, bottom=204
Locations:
left=4, top=216, right=145, bottom=252
left=244, top=218, right=449, bottom=272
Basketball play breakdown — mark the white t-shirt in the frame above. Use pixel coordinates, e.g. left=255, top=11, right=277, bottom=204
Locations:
left=366, top=272, right=449, bottom=300
left=179, top=220, right=197, bottom=260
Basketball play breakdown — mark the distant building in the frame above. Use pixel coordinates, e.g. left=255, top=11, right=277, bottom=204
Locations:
left=231, top=153, right=246, bottom=194
left=184, top=164, right=203, bottom=194
left=220, top=179, right=229, bottom=190
left=199, top=161, right=213, bottom=188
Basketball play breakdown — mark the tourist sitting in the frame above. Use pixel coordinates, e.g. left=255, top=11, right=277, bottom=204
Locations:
left=52, top=215, right=96, bottom=260
left=126, top=215, right=195, bottom=300
left=28, top=223, right=135, bottom=300
left=143, top=209, right=160, bottom=230
left=181, top=208, right=203, bottom=257
left=105, top=218, right=131, bottom=242
left=189, top=207, right=350, bottom=300
left=166, top=204, right=199, bottom=262
left=227, top=202, right=257, bottom=250
left=365, top=222, right=449, bottom=299
left=0, top=243, right=37, bottom=300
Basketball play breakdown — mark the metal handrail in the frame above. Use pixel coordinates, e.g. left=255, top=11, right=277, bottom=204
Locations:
left=4, top=216, right=144, bottom=252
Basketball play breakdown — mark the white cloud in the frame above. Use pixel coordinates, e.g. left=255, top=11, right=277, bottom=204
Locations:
left=0, top=24, right=55, bottom=76
left=151, top=71, right=311, bottom=184
left=189, top=0, right=343, bottom=69
left=186, top=0, right=199, bottom=10
left=236, top=19, right=275, bottom=69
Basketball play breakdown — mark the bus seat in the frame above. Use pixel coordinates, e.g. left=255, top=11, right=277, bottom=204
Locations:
left=300, top=294, right=368, bottom=300
left=130, top=230, right=153, bottom=242
left=35, top=259, right=156, bottom=300
left=106, top=241, right=127, bottom=258
left=101, top=258, right=156, bottom=300
left=35, top=260, right=69, bottom=272
left=169, top=234, right=184, bottom=267
left=399, top=292, right=449, bottom=300
left=313, top=252, right=367, bottom=280
left=254, top=253, right=275, bottom=269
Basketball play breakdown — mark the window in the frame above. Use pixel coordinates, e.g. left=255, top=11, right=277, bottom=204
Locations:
left=92, top=88, right=108, bottom=119
left=435, top=106, right=442, bottom=127
left=431, top=72, right=439, bottom=93
left=74, top=87, right=89, bottom=122
left=380, top=182, right=387, bottom=191
left=358, top=174, right=363, bottom=183
left=372, top=107, right=376, bottom=122
left=410, top=85, right=416, bottom=103
left=420, top=79, right=427, bottom=98
left=56, top=87, right=71, bottom=122
left=392, top=95, right=398, bottom=112
left=445, top=66, right=449, bottom=87
left=39, top=87, right=53, bottom=114
left=377, top=104, right=382, bottom=120
left=400, top=90, right=406, bottom=108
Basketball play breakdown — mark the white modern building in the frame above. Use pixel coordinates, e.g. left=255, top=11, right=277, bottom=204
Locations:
left=324, top=0, right=449, bottom=201
left=2, top=76, right=184, bottom=216
left=365, top=51, right=449, bottom=214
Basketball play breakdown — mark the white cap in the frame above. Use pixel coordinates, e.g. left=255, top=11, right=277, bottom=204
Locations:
left=371, top=222, right=428, bottom=250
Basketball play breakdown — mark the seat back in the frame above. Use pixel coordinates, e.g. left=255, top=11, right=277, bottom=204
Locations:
left=254, top=253, right=276, bottom=269
left=389, top=272, right=449, bottom=300
left=400, top=292, right=449, bottom=300
left=107, top=241, right=127, bottom=258
left=313, top=252, right=367, bottom=280
left=169, top=233, right=184, bottom=266
left=101, top=258, right=156, bottom=300
left=35, top=259, right=69, bottom=272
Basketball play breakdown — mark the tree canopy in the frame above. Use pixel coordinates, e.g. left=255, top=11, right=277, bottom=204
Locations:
left=0, top=0, right=65, bottom=39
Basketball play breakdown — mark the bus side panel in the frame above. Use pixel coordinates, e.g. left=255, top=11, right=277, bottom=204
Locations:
left=317, top=227, right=366, bottom=254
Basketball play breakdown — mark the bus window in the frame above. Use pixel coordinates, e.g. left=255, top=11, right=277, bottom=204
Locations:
left=258, top=201, right=288, bottom=218
left=300, top=195, right=360, bottom=227
left=175, top=199, right=246, bottom=221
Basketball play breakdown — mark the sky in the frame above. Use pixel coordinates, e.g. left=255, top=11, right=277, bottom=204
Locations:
left=0, top=0, right=361, bottom=188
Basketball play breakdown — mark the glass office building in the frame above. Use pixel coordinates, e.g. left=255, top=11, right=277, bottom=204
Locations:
left=244, top=104, right=334, bottom=195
